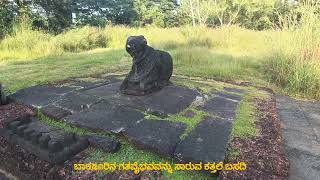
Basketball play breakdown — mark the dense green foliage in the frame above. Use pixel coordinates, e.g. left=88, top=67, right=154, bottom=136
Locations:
left=0, top=0, right=304, bottom=37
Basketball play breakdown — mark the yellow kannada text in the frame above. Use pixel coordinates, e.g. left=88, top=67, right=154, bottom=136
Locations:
left=73, top=161, right=247, bottom=174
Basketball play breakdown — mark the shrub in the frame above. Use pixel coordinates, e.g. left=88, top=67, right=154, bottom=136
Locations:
left=54, top=26, right=107, bottom=52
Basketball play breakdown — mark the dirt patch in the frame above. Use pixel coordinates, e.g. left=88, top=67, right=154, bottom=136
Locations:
left=0, top=103, right=36, bottom=128
left=0, top=136, right=62, bottom=180
left=220, top=96, right=289, bottom=179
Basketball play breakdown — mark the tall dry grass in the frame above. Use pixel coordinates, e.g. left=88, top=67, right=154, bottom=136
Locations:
left=0, top=25, right=108, bottom=60
left=268, top=4, right=320, bottom=99
left=0, top=22, right=59, bottom=60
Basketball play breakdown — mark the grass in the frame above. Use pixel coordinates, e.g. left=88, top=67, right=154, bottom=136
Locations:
left=266, top=5, right=320, bottom=99
left=144, top=107, right=211, bottom=140
left=231, top=86, right=271, bottom=140
left=168, top=108, right=210, bottom=139
left=0, top=49, right=130, bottom=93
left=226, top=88, right=272, bottom=160
left=1, top=19, right=319, bottom=99
left=172, top=78, right=262, bottom=140
left=85, top=142, right=214, bottom=180
left=231, top=96, right=257, bottom=140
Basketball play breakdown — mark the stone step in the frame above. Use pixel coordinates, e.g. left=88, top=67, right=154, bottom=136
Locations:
left=2, top=115, right=88, bottom=165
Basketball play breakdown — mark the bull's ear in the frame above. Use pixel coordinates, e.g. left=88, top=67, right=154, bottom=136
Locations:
left=139, top=35, right=147, bottom=45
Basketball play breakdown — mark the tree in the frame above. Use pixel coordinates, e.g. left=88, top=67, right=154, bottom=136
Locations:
left=0, top=0, right=18, bottom=38
left=133, top=0, right=178, bottom=27
left=236, top=0, right=276, bottom=30
left=210, top=0, right=247, bottom=26
left=160, top=0, right=179, bottom=27
left=33, top=0, right=73, bottom=33
left=73, top=0, right=136, bottom=27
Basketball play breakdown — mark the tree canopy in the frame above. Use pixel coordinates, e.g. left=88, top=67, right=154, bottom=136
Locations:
left=0, top=0, right=310, bottom=37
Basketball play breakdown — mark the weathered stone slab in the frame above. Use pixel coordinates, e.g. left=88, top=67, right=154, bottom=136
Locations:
left=53, top=92, right=101, bottom=113
left=87, top=135, right=120, bottom=153
left=277, top=104, right=313, bottom=134
left=285, top=146, right=320, bottom=180
left=282, top=128, right=320, bottom=156
left=63, top=101, right=145, bottom=134
left=139, top=85, right=200, bottom=115
left=2, top=116, right=88, bottom=164
left=41, top=105, right=72, bottom=120
left=199, top=92, right=241, bottom=120
left=82, top=83, right=200, bottom=115
left=124, top=120, right=187, bottom=157
left=9, top=85, right=76, bottom=107
left=277, top=95, right=320, bottom=180
left=73, top=77, right=121, bottom=91
left=298, top=101, right=320, bottom=138
left=81, top=82, right=145, bottom=111
left=174, top=118, right=232, bottom=164
left=81, top=82, right=123, bottom=98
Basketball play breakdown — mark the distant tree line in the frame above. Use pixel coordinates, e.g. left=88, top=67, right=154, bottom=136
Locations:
left=0, top=0, right=315, bottom=38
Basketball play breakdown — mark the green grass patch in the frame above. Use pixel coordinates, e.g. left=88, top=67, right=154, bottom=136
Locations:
left=230, top=87, right=271, bottom=140
left=231, top=96, right=257, bottom=140
left=143, top=107, right=210, bottom=140
left=168, top=109, right=210, bottom=140
left=85, top=141, right=213, bottom=180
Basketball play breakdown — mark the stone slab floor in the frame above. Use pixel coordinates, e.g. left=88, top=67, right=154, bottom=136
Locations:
left=8, top=77, right=246, bottom=167
left=276, top=96, right=320, bottom=180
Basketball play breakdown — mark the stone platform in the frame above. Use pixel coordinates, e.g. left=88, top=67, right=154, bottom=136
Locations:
left=8, top=77, right=246, bottom=166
